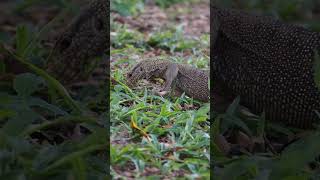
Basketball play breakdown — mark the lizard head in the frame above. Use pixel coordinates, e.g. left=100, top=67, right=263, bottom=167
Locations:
left=126, top=61, right=148, bottom=87
left=126, top=58, right=169, bottom=87
left=47, top=0, right=108, bottom=84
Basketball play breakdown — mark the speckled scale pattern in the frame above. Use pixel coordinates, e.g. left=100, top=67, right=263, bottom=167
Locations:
left=126, top=59, right=169, bottom=85
left=47, top=0, right=108, bottom=84
left=212, top=7, right=320, bottom=128
left=175, top=64, right=209, bottom=102
left=127, top=58, right=209, bottom=102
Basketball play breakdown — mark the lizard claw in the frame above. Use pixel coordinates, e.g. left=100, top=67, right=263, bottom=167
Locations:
left=157, top=90, right=169, bottom=96
left=152, top=89, right=169, bottom=97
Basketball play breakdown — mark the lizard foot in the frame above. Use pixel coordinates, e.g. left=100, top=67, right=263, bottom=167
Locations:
left=152, top=88, right=169, bottom=97
left=157, top=90, right=169, bottom=96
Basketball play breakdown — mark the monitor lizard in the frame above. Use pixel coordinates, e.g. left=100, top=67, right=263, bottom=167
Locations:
left=126, top=58, right=210, bottom=102
left=47, top=0, right=108, bottom=84
left=211, top=6, right=320, bottom=128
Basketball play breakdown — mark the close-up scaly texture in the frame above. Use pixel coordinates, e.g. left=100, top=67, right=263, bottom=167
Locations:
left=212, top=6, right=320, bottom=128
left=47, top=0, right=108, bottom=84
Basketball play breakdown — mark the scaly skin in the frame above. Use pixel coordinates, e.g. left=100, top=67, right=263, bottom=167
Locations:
left=127, top=59, right=209, bottom=102
left=212, top=6, right=320, bottom=128
left=47, top=0, right=108, bottom=84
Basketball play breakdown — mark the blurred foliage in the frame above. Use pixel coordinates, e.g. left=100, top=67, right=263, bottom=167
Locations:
left=111, top=19, right=209, bottom=54
left=147, top=26, right=198, bottom=52
left=110, top=22, right=147, bottom=48
left=154, top=0, right=198, bottom=8
left=111, top=0, right=202, bottom=16
left=111, top=0, right=145, bottom=16
left=0, top=1, right=108, bottom=179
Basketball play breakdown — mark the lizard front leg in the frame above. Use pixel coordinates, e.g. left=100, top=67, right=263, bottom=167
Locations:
left=158, top=63, right=179, bottom=96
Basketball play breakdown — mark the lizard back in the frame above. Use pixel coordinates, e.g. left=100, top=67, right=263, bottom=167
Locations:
left=176, top=64, right=209, bottom=102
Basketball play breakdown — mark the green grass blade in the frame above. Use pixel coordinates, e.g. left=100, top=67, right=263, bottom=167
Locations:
left=44, top=144, right=108, bottom=171
left=22, top=116, right=96, bottom=136
left=0, top=43, right=82, bottom=114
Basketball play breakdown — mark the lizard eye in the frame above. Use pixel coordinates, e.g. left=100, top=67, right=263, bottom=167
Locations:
left=128, top=73, right=132, bottom=77
left=139, top=67, right=143, bottom=72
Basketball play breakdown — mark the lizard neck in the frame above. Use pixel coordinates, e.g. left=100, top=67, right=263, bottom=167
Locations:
left=147, top=61, right=172, bottom=78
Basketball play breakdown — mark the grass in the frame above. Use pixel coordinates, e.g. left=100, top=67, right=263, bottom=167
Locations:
left=110, top=83, right=210, bottom=178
